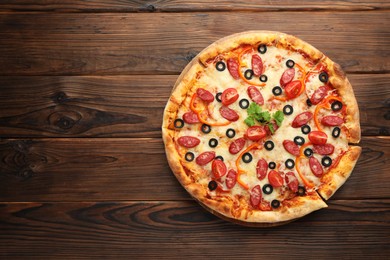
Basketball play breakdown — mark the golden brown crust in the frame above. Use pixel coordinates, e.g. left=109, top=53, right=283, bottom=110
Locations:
left=318, top=146, right=362, bottom=200
left=198, top=31, right=282, bottom=66
left=187, top=183, right=327, bottom=225
left=277, top=33, right=324, bottom=64
left=321, top=56, right=361, bottom=144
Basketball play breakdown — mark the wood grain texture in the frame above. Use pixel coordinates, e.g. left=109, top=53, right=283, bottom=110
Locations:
left=0, top=137, right=388, bottom=202
left=1, top=0, right=389, bottom=12
left=0, top=12, right=389, bottom=75
left=0, top=200, right=389, bottom=258
left=0, top=74, right=388, bottom=137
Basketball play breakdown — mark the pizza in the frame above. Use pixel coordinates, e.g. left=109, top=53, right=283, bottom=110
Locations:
left=162, top=31, right=361, bottom=226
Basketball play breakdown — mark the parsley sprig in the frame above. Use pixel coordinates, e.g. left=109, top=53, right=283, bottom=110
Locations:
left=244, top=102, right=284, bottom=133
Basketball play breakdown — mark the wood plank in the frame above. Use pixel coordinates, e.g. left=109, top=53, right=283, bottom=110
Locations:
left=1, top=0, right=389, bottom=12
left=0, top=12, right=389, bottom=75
left=0, top=136, right=388, bottom=202
left=0, top=200, right=389, bottom=258
left=0, top=74, right=388, bottom=137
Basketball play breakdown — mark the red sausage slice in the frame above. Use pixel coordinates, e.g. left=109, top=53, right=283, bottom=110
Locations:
left=280, top=68, right=295, bottom=87
left=229, top=137, right=246, bottom=154
left=177, top=136, right=200, bottom=148
left=227, top=58, right=240, bottom=79
left=291, top=112, right=313, bottom=128
left=252, top=54, right=263, bottom=76
left=250, top=185, right=262, bottom=208
left=283, top=140, right=300, bottom=156
left=221, top=88, right=239, bottom=106
left=308, top=131, right=328, bottom=145
left=256, top=158, right=268, bottom=180
left=285, top=172, right=299, bottom=192
left=247, top=86, right=264, bottom=105
left=313, top=143, right=335, bottom=155
left=196, top=88, right=214, bottom=103
left=220, top=106, right=239, bottom=121
left=195, top=151, right=215, bottom=166
left=321, top=116, right=344, bottom=126
left=183, top=111, right=200, bottom=124
left=310, top=86, right=330, bottom=105
left=245, top=126, right=267, bottom=141
left=212, top=159, right=227, bottom=178
left=268, top=170, right=284, bottom=187
left=225, top=169, right=237, bottom=189
left=309, top=157, right=324, bottom=177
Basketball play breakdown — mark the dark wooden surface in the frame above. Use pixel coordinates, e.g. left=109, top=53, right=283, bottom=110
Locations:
left=0, top=1, right=389, bottom=259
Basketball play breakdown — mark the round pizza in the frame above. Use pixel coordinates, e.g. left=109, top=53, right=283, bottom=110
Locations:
left=162, top=31, right=361, bottom=226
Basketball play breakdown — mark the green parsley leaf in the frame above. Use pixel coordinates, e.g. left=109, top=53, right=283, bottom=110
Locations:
left=268, top=123, right=275, bottom=134
left=273, top=110, right=284, bottom=126
left=258, top=111, right=271, bottom=123
left=247, top=102, right=262, bottom=115
left=244, top=116, right=255, bottom=126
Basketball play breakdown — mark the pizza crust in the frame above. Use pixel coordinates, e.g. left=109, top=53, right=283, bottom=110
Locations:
left=198, top=31, right=282, bottom=66
left=186, top=182, right=327, bottom=225
left=321, top=56, right=361, bottom=144
left=317, top=146, right=362, bottom=200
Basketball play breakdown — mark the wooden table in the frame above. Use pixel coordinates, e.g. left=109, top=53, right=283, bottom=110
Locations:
left=0, top=1, right=389, bottom=258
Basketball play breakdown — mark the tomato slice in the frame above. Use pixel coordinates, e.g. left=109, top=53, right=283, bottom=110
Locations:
left=221, top=88, right=239, bottom=106
left=212, top=159, right=227, bottom=179
left=245, top=126, right=267, bottom=141
left=285, top=80, right=302, bottom=99
left=308, top=131, right=328, bottom=145
left=268, top=170, right=284, bottom=187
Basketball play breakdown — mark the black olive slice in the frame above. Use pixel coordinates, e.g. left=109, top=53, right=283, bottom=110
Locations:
left=283, top=105, right=293, bottom=115
left=244, top=69, right=254, bottom=80
left=215, top=155, right=224, bottom=161
left=185, top=152, right=194, bottom=162
left=285, top=159, right=295, bottom=169
left=319, top=72, right=329, bottom=83
left=268, top=162, right=276, bottom=169
left=286, top=59, right=295, bottom=68
left=304, top=148, right=313, bottom=157
left=226, top=128, right=236, bottom=138
left=216, top=92, right=222, bottom=102
left=242, top=153, right=253, bottom=163
left=259, top=75, right=268, bottom=82
left=294, top=136, right=305, bottom=146
left=258, top=44, right=267, bottom=54
left=264, top=140, right=275, bottom=151
left=271, top=200, right=280, bottom=209
left=201, top=124, right=211, bottom=134
left=174, top=119, right=184, bottom=128
left=208, top=180, right=218, bottom=191
left=262, top=184, right=273, bottom=195
left=331, top=101, right=343, bottom=111
left=306, top=99, right=312, bottom=107
left=322, top=156, right=332, bottom=167
left=272, top=86, right=282, bottom=96
left=301, top=124, right=311, bottom=135
left=216, top=61, right=226, bottom=72
left=208, top=138, right=218, bottom=148
left=297, top=186, right=306, bottom=196
left=239, top=99, right=250, bottom=109
left=332, top=127, right=341, bottom=138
